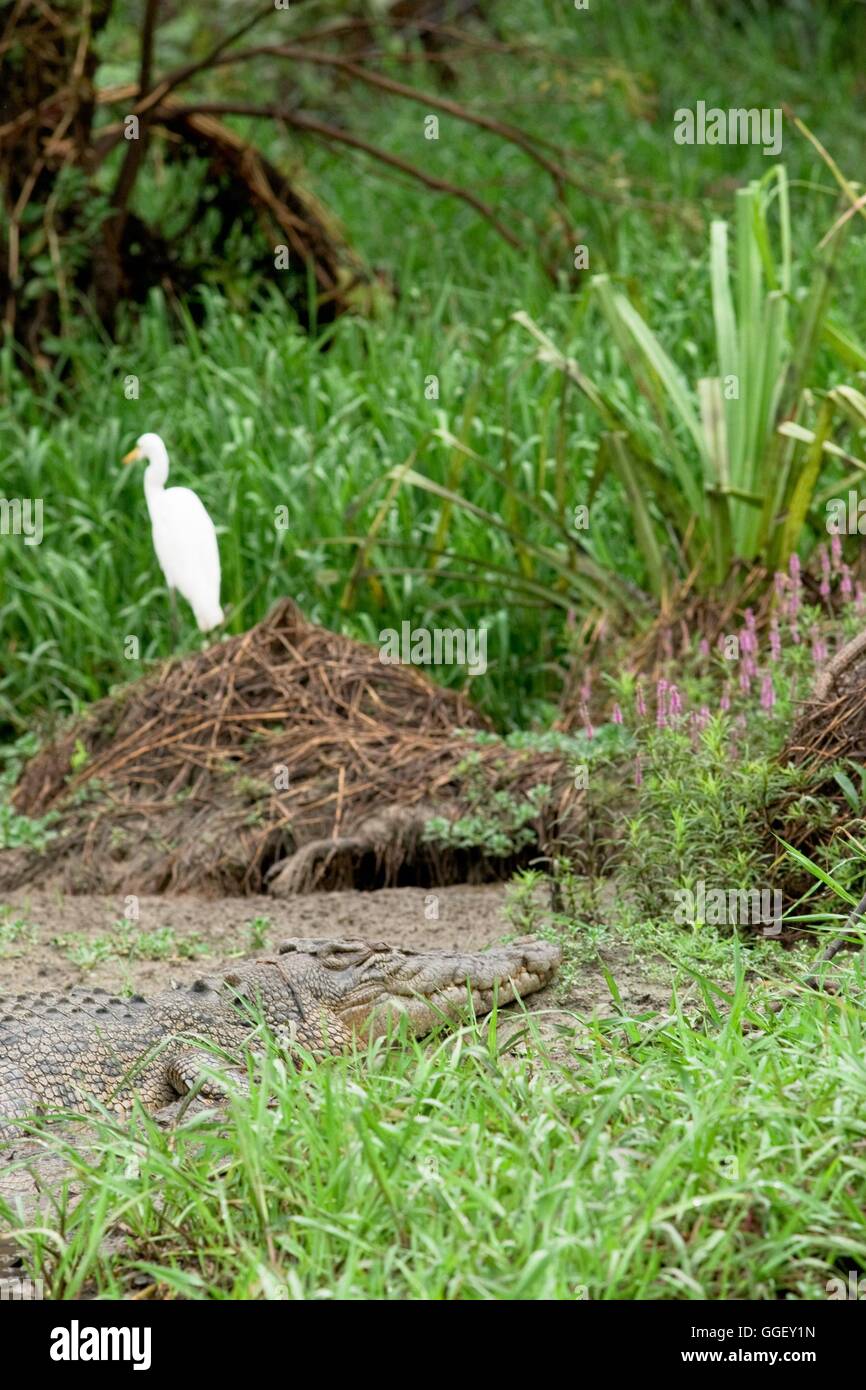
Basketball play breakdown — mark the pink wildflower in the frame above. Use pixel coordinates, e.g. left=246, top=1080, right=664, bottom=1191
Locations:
left=760, top=674, right=775, bottom=712
left=841, top=564, right=853, bottom=601
left=831, top=533, right=842, bottom=572
left=656, top=679, right=668, bottom=729
left=788, top=553, right=801, bottom=622
left=811, top=631, right=827, bottom=666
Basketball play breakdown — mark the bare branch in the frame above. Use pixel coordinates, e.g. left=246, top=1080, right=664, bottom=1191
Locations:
left=138, top=0, right=160, bottom=96
left=166, top=100, right=542, bottom=268
left=267, top=45, right=589, bottom=197
left=131, top=2, right=284, bottom=118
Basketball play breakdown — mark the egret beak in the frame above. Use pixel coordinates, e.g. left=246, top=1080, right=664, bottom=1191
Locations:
left=122, top=446, right=143, bottom=465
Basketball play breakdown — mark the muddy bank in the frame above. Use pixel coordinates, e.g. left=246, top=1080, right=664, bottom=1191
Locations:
left=5, top=600, right=590, bottom=896
left=0, top=885, right=671, bottom=1018
left=0, top=882, right=677, bottom=1284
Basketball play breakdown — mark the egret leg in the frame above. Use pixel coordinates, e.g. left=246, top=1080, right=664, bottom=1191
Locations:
left=168, top=588, right=179, bottom=646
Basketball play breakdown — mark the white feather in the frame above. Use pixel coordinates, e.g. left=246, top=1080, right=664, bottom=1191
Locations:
left=128, top=432, right=224, bottom=633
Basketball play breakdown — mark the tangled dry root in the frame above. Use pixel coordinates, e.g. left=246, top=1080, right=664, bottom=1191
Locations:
left=4, top=601, right=586, bottom=895
left=787, top=628, right=866, bottom=769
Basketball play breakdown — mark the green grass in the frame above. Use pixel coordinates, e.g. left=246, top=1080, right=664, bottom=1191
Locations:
left=0, top=735, right=57, bottom=847
left=4, top=0, right=866, bottom=1304
left=50, top=918, right=210, bottom=972
left=0, top=907, right=37, bottom=959
left=4, top=932, right=866, bottom=1300
left=3, top=2, right=866, bottom=731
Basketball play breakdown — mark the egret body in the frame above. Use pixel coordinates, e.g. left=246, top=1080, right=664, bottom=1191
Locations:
left=122, top=432, right=224, bottom=633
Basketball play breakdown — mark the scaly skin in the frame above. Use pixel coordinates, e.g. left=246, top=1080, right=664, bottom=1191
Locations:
left=0, top=937, right=560, bottom=1137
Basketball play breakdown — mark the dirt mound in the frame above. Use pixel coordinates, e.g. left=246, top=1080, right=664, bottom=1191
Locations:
left=787, top=628, right=866, bottom=769
left=3, top=601, right=585, bottom=896
left=773, top=631, right=866, bottom=893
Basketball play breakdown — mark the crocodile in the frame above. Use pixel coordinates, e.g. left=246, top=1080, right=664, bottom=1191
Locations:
left=0, top=936, right=560, bottom=1139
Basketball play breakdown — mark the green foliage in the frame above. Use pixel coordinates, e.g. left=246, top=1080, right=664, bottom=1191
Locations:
left=423, top=755, right=551, bottom=857
left=423, top=726, right=632, bottom=857
left=831, top=764, right=866, bottom=818
left=246, top=916, right=272, bottom=951
left=0, top=733, right=56, bottom=849
left=781, top=831, right=866, bottom=948
left=0, top=801, right=56, bottom=851
left=69, top=738, right=89, bottom=773
left=52, top=918, right=210, bottom=970
left=505, top=863, right=610, bottom=991
left=0, top=907, right=37, bottom=958
left=515, top=170, right=861, bottom=597
left=6, top=972, right=866, bottom=1300
left=2, top=7, right=866, bottom=727
left=622, top=716, right=828, bottom=923
left=3, top=0, right=866, bottom=1308
left=470, top=723, right=632, bottom=760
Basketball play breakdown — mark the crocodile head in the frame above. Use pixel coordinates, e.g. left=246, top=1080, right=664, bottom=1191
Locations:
left=221, top=937, right=561, bottom=1048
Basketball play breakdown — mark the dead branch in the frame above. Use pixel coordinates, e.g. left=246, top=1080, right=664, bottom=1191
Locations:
left=167, top=99, right=538, bottom=265
left=5, top=599, right=590, bottom=895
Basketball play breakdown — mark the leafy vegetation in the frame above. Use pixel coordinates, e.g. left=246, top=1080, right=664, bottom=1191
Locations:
left=621, top=717, right=820, bottom=922
left=424, top=770, right=551, bottom=857
left=5, top=951, right=866, bottom=1301
left=3, top=4, right=866, bottom=730
left=0, top=908, right=37, bottom=959
left=3, top=0, right=866, bottom=1307
left=0, top=735, right=57, bottom=848
left=515, top=168, right=862, bottom=597
left=51, top=918, right=209, bottom=972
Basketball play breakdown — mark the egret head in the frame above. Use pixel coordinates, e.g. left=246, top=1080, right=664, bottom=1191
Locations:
left=122, top=432, right=168, bottom=466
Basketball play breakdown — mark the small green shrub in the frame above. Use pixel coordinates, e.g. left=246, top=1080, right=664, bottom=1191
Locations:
left=623, top=716, right=826, bottom=924
left=52, top=918, right=210, bottom=970
left=424, top=766, right=551, bottom=857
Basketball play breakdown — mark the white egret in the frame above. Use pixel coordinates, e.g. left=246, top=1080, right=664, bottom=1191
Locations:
left=122, top=432, right=224, bottom=633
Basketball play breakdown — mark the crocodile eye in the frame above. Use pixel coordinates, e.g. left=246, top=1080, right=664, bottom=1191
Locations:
left=222, top=972, right=258, bottom=1005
